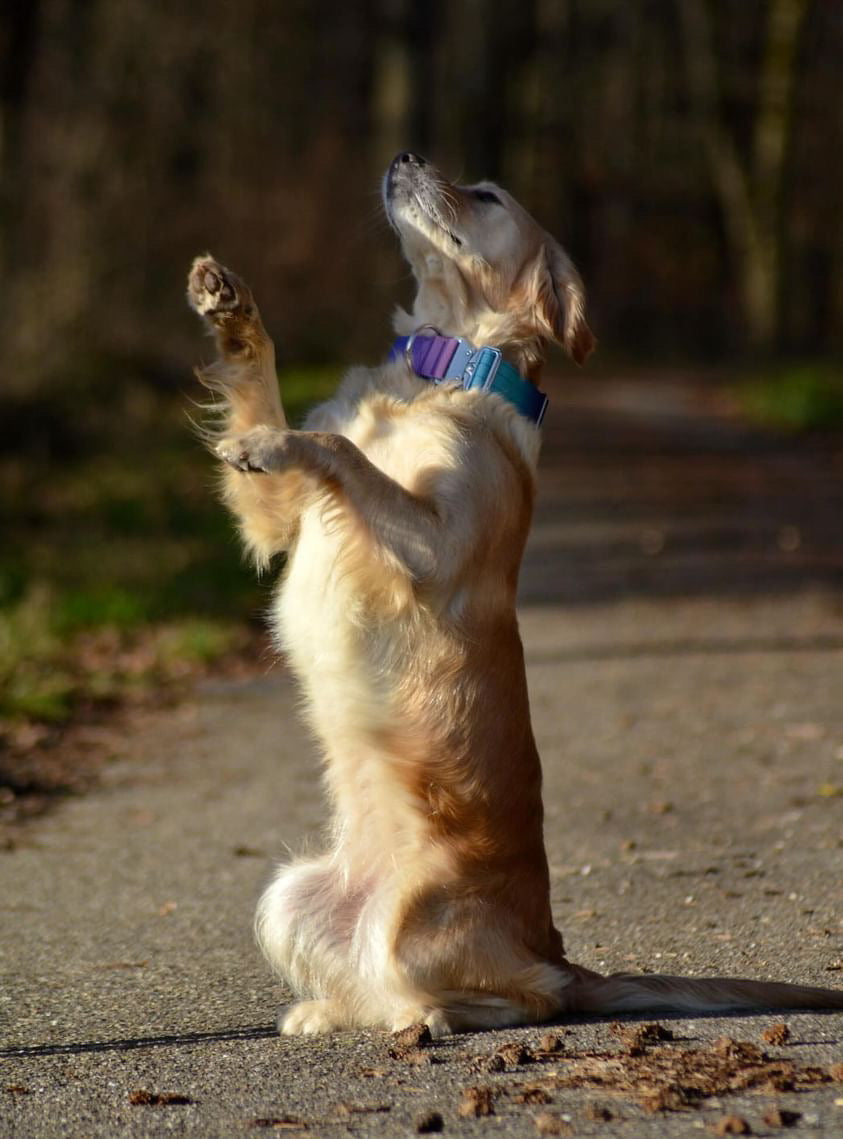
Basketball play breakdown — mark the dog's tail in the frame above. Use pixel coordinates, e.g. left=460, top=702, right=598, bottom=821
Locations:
left=564, top=964, right=843, bottom=1015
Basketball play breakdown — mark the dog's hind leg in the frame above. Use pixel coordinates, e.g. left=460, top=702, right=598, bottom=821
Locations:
left=387, top=961, right=573, bottom=1037
left=256, top=858, right=376, bottom=1033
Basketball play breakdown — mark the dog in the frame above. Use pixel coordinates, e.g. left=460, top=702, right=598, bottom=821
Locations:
left=187, top=152, right=842, bottom=1035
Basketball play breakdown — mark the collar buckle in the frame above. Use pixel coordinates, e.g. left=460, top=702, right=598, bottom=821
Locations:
left=391, top=332, right=548, bottom=426
left=463, top=345, right=502, bottom=392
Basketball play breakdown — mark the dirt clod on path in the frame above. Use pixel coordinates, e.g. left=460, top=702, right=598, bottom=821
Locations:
left=760, top=1022, right=791, bottom=1046
left=453, top=1025, right=835, bottom=1118
left=388, top=1021, right=434, bottom=1065
left=457, top=1085, right=495, bottom=1117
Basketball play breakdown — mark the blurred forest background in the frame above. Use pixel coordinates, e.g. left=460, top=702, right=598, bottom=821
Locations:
left=1, top=0, right=842, bottom=777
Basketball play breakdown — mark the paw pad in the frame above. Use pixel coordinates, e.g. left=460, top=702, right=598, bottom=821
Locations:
left=187, top=256, right=247, bottom=318
left=201, top=267, right=235, bottom=304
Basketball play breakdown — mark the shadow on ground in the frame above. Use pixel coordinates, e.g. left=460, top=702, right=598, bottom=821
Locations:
left=521, top=372, right=843, bottom=606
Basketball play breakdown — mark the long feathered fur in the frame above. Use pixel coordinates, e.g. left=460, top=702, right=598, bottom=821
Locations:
left=187, top=155, right=842, bottom=1036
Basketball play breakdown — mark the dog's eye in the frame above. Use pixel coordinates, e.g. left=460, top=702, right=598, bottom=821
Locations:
left=471, top=189, right=501, bottom=205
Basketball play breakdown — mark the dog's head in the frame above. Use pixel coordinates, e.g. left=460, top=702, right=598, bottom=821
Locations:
left=383, top=152, right=594, bottom=377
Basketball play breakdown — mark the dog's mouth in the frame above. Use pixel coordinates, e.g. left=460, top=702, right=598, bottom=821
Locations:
left=383, top=152, right=465, bottom=250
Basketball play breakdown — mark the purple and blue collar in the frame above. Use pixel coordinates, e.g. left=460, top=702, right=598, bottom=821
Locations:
left=389, top=329, right=548, bottom=426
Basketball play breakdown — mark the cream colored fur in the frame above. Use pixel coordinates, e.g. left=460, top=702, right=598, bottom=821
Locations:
left=187, top=154, right=842, bottom=1035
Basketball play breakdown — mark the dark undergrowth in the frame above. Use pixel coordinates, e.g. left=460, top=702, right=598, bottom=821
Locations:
left=0, top=358, right=338, bottom=822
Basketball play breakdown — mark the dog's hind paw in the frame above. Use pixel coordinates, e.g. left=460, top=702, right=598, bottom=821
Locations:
left=187, top=255, right=254, bottom=323
left=279, top=999, right=347, bottom=1036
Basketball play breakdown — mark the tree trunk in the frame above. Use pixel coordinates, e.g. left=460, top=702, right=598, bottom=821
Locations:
left=678, top=0, right=809, bottom=352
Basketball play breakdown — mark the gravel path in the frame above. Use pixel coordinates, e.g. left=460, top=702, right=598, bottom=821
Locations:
left=2, top=373, right=842, bottom=1137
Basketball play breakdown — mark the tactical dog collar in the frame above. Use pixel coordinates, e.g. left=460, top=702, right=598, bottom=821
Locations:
left=390, top=330, right=548, bottom=426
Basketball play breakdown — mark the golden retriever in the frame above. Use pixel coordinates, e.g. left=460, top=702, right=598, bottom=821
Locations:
left=187, top=152, right=842, bottom=1035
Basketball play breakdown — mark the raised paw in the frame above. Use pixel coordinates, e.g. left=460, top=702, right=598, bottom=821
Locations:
left=279, top=999, right=348, bottom=1036
left=216, top=425, right=290, bottom=473
left=187, top=255, right=255, bottom=323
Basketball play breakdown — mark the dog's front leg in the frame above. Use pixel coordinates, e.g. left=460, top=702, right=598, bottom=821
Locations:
left=187, top=255, right=285, bottom=433
left=217, top=427, right=450, bottom=584
left=188, top=256, right=316, bottom=563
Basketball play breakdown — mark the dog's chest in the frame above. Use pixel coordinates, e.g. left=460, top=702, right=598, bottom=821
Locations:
left=272, top=399, right=458, bottom=724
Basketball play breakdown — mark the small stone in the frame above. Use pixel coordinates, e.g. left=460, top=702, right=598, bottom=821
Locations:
left=585, top=1102, right=614, bottom=1121
left=537, top=1032, right=564, bottom=1054
left=829, top=1062, right=843, bottom=1081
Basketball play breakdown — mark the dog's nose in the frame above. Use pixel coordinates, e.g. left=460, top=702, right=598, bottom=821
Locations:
left=392, top=151, right=427, bottom=172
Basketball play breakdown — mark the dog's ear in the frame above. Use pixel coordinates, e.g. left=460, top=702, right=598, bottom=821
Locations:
left=531, top=242, right=595, bottom=365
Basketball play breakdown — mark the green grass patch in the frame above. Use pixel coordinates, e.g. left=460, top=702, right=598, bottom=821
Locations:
left=1, top=361, right=341, bottom=729
left=735, top=362, right=843, bottom=431
left=280, top=365, right=343, bottom=426
left=0, top=584, right=249, bottom=724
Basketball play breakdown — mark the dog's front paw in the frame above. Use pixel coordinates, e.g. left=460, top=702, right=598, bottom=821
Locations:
left=187, top=255, right=254, bottom=324
left=216, top=426, right=288, bottom=473
left=279, top=1000, right=346, bottom=1036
